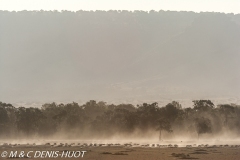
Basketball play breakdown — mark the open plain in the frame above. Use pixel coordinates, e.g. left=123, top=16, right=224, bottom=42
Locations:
left=1, top=142, right=240, bottom=160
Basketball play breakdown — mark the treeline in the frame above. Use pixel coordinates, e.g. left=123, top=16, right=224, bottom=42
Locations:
left=0, top=100, right=240, bottom=139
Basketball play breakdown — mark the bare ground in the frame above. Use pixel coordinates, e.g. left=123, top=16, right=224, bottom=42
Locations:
left=1, top=144, right=240, bottom=160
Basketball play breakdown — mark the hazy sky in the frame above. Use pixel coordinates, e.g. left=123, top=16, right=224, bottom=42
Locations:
left=0, top=0, right=239, bottom=14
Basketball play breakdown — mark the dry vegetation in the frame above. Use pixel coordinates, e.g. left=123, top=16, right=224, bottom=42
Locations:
left=1, top=142, right=240, bottom=160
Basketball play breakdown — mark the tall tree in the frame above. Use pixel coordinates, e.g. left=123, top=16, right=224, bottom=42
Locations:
left=195, top=117, right=212, bottom=140
left=156, top=118, right=172, bottom=141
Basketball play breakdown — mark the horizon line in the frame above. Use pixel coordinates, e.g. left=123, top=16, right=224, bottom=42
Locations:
left=0, top=9, right=239, bottom=15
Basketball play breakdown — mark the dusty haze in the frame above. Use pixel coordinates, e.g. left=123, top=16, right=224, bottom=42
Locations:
left=0, top=10, right=240, bottom=106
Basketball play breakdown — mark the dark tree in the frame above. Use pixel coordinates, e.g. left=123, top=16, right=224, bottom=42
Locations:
left=195, top=117, right=212, bottom=140
left=218, top=104, right=235, bottom=127
left=156, top=118, right=172, bottom=141
left=193, top=100, right=214, bottom=112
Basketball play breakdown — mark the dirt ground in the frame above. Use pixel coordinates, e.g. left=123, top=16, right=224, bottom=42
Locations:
left=1, top=145, right=240, bottom=160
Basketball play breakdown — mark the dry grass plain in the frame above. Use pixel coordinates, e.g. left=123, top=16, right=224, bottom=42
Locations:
left=1, top=143, right=240, bottom=160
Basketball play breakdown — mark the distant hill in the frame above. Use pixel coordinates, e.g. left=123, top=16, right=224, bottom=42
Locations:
left=0, top=10, right=239, bottom=104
